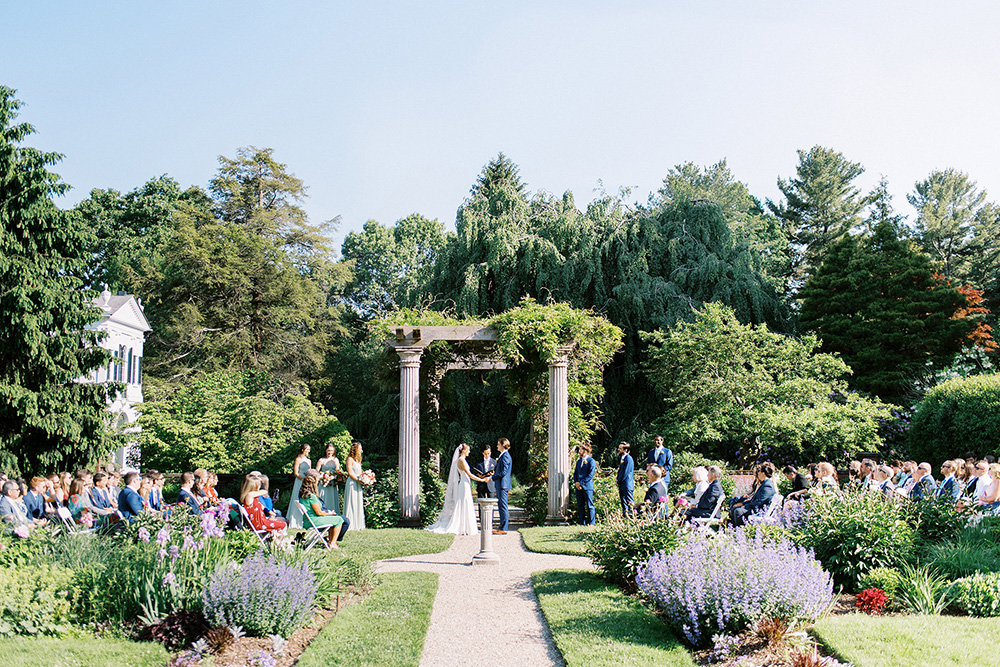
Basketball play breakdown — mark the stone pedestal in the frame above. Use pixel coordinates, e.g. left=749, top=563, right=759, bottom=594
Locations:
left=545, top=345, right=574, bottom=526
left=397, top=347, right=423, bottom=527
left=473, top=498, right=500, bottom=565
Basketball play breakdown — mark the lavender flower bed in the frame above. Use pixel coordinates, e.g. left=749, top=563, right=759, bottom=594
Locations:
left=636, top=529, right=833, bottom=647
left=203, top=553, right=317, bottom=638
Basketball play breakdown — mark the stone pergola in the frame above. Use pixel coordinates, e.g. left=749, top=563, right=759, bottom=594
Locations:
left=387, top=325, right=574, bottom=526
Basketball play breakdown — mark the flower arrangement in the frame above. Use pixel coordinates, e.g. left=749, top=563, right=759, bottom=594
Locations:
left=318, top=471, right=336, bottom=487
left=855, top=588, right=888, bottom=615
left=637, top=528, right=833, bottom=647
left=360, top=470, right=376, bottom=487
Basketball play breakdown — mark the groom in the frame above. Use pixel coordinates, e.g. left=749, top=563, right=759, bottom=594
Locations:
left=491, top=437, right=512, bottom=534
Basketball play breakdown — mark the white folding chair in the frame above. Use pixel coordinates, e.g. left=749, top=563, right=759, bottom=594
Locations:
left=237, top=504, right=271, bottom=547
left=693, top=495, right=726, bottom=531
left=56, top=506, right=96, bottom=535
left=296, top=500, right=330, bottom=551
left=761, top=493, right=783, bottom=520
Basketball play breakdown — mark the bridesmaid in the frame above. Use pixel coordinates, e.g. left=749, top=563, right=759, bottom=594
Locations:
left=317, top=442, right=342, bottom=515
left=343, top=441, right=366, bottom=531
left=286, top=444, right=311, bottom=529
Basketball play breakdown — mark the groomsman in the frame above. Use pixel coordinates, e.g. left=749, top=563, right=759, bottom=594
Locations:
left=616, top=442, right=635, bottom=516
left=472, top=445, right=496, bottom=498
left=647, top=435, right=673, bottom=492
left=491, top=438, right=512, bottom=534
left=573, top=444, right=596, bottom=525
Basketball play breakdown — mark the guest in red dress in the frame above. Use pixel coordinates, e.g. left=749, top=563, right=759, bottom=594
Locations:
left=240, top=474, right=287, bottom=533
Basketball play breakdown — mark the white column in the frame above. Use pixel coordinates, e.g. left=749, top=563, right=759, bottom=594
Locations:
left=545, top=345, right=573, bottom=525
left=397, top=346, right=423, bottom=526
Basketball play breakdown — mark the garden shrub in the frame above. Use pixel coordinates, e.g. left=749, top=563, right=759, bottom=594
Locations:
left=908, top=374, right=1000, bottom=463
left=138, top=609, right=211, bottom=650
left=203, top=552, right=316, bottom=637
left=905, top=497, right=973, bottom=548
left=586, top=514, right=683, bottom=591
left=743, top=522, right=796, bottom=546
left=363, top=465, right=400, bottom=529
left=637, top=529, right=833, bottom=647
left=953, top=572, right=1000, bottom=617
left=855, top=588, right=888, bottom=615
left=0, top=524, right=60, bottom=567
left=226, top=529, right=266, bottom=562
left=795, top=490, right=913, bottom=590
left=593, top=475, right=622, bottom=523
left=857, top=567, right=902, bottom=600
left=922, top=539, right=1000, bottom=581
left=0, top=563, right=75, bottom=636
left=895, top=563, right=953, bottom=615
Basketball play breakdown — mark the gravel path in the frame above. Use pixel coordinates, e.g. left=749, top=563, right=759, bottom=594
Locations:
left=376, top=528, right=594, bottom=667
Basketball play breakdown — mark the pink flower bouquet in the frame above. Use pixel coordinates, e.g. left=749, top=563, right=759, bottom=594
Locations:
left=360, top=470, right=376, bottom=487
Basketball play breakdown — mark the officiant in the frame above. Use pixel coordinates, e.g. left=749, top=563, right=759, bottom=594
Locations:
left=472, top=444, right=496, bottom=498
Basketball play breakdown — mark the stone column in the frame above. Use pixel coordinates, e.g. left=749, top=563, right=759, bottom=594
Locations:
left=473, top=498, right=500, bottom=565
left=397, top=346, right=423, bottom=526
left=545, top=345, right=574, bottom=525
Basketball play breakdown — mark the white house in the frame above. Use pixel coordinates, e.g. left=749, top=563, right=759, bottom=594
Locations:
left=87, top=285, right=152, bottom=471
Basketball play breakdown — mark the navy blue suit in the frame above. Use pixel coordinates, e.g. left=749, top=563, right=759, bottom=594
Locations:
left=148, top=488, right=163, bottom=512
left=90, top=486, right=112, bottom=511
left=574, top=456, right=596, bottom=525
left=647, top=446, right=673, bottom=492
left=177, top=488, right=203, bottom=515
left=118, top=487, right=144, bottom=522
left=491, top=449, right=512, bottom=531
left=911, top=475, right=937, bottom=502
left=936, top=476, right=961, bottom=502
left=23, top=491, right=45, bottom=520
left=686, top=479, right=723, bottom=519
left=731, top=478, right=776, bottom=527
left=617, top=454, right=635, bottom=516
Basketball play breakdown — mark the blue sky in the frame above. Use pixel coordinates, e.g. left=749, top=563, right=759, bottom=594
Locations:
left=5, top=1, right=999, bottom=250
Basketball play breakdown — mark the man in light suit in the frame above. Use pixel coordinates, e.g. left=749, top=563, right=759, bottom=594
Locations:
left=616, top=442, right=635, bottom=516
left=686, top=466, right=723, bottom=520
left=0, top=480, right=35, bottom=530
left=647, top=435, right=673, bottom=493
left=471, top=445, right=496, bottom=499
left=730, top=462, right=776, bottom=527
left=491, top=438, right=512, bottom=534
left=117, top=472, right=145, bottom=522
left=573, top=444, right=597, bottom=525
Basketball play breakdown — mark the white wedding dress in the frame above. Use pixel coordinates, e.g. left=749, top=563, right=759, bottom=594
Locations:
left=426, top=447, right=478, bottom=535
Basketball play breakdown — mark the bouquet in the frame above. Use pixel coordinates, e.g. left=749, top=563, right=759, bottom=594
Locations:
left=360, top=470, right=376, bottom=487
left=80, top=510, right=94, bottom=528
left=334, top=469, right=348, bottom=483
left=318, top=471, right=336, bottom=487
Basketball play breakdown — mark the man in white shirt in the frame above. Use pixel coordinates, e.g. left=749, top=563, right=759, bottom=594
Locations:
left=974, top=461, right=993, bottom=504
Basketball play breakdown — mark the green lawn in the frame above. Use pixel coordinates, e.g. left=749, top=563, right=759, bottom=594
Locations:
left=533, top=569, right=695, bottom=667
left=0, top=636, right=168, bottom=667
left=813, top=614, right=1000, bottom=667
left=296, top=571, right=438, bottom=667
left=337, top=527, right=454, bottom=562
left=520, top=525, right=595, bottom=555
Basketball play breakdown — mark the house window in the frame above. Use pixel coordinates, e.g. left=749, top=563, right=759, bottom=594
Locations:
left=127, top=348, right=134, bottom=384
left=136, top=356, right=142, bottom=386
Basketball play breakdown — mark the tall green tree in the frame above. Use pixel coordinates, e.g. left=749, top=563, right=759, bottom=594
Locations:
left=908, top=168, right=998, bottom=283
left=642, top=302, right=893, bottom=465
left=768, top=146, right=867, bottom=284
left=799, top=220, right=977, bottom=403
left=341, top=214, right=450, bottom=317
left=0, top=87, right=116, bottom=475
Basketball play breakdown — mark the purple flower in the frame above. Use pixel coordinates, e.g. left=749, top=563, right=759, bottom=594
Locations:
left=182, top=534, right=197, bottom=551
left=158, top=548, right=168, bottom=560
left=163, top=572, right=177, bottom=586
left=137, top=527, right=151, bottom=542
left=156, top=528, right=170, bottom=545
left=13, top=525, right=29, bottom=539
left=169, top=545, right=180, bottom=560
left=200, top=512, right=225, bottom=539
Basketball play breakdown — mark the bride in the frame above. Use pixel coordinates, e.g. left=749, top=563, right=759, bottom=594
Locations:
left=426, top=443, right=491, bottom=535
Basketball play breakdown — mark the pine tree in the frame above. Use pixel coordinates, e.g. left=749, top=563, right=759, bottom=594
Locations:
left=0, top=87, right=115, bottom=475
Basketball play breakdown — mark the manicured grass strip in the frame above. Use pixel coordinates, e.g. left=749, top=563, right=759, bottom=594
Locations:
left=296, top=571, right=438, bottom=667
left=0, top=636, right=168, bottom=667
left=813, top=614, right=1000, bottom=667
left=339, top=527, right=454, bottom=562
left=520, top=525, right=595, bottom=555
left=533, top=569, right=696, bottom=667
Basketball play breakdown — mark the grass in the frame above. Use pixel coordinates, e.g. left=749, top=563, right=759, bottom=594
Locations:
left=813, top=614, right=1000, bottom=667
left=296, top=571, right=438, bottom=667
left=520, top=525, right=595, bottom=555
left=336, top=527, right=454, bottom=562
left=0, top=636, right=168, bottom=667
left=533, top=569, right=695, bottom=667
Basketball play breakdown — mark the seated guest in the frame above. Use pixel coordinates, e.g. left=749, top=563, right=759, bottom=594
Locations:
left=88, top=472, right=116, bottom=517
left=786, top=464, right=820, bottom=502
left=783, top=465, right=810, bottom=496
left=46, top=473, right=66, bottom=505
left=67, top=478, right=93, bottom=523
left=677, top=466, right=709, bottom=507
left=23, top=477, right=47, bottom=520
left=257, top=474, right=282, bottom=518
left=108, top=472, right=121, bottom=509
left=731, top=462, right=777, bottom=527
left=977, top=463, right=1000, bottom=511
left=139, top=475, right=155, bottom=511
left=635, top=465, right=668, bottom=518
left=0, top=480, right=37, bottom=531
left=860, top=459, right=878, bottom=491
left=192, top=469, right=213, bottom=506
left=177, top=472, right=204, bottom=515
left=909, top=462, right=937, bottom=501
left=685, top=466, right=724, bottom=521
left=147, top=470, right=164, bottom=511
left=874, top=465, right=895, bottom=497
left=846, top=460, right=863, bottom=488
left=812, top=462, right=840, bottom=496
left=954, top=459, right=969, bottom=492
left=240, top=475, right=287, bottom=533
left=937, top=460, right=962, bottom=502
left=117, top=472, right=145, bottom=522
left=894, top=461, right=913, bottom=491
left=299, top=475, right=344, bottom=548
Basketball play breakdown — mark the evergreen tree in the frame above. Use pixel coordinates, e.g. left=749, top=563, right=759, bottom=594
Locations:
left=864, top=176, right=907, bottom=236
left=0, top=87, right=115, bottom=475
left=799, top=220, right=975, bottom=403
left=768, top=146, right=866, bottom=285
